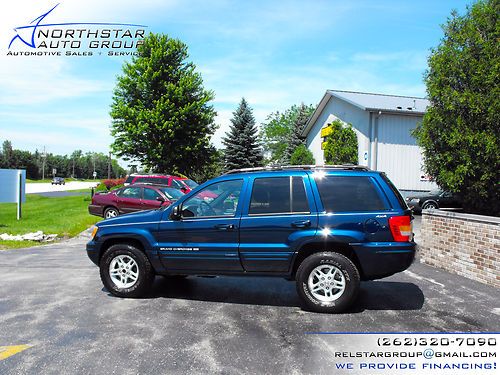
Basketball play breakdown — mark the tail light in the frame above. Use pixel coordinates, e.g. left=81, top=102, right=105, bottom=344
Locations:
left=388, top=215, right=412, bottom=242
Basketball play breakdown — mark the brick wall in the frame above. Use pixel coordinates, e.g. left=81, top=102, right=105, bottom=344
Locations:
left=419, top=210, right=500, bottom=288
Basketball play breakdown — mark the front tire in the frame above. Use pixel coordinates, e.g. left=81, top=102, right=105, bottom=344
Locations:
left=100, top=244, right=154, bottom=298
left=296, top=252, right=360, bottom=313
left=422, top=201, right=438, bottom=210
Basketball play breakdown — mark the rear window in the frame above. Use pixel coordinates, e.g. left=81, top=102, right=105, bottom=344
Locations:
left=315, top=176, right=387, bottom=212
left=125, top=176, right=134, bottom=184
left=379, top=173, right=407, bottom=209
left=134, top=176, right=168, bottom=184
left=183, top=179, right=198, bottom=188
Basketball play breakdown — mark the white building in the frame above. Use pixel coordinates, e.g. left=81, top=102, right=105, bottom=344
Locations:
left=302, top=89, right=437, bottom=191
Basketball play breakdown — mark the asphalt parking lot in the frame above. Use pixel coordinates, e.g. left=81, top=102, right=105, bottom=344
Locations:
left=0, top=227, right=499, bottom=374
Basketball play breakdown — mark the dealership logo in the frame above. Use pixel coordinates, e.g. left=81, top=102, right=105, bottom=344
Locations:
left=7, top=3, right=147, bottom=56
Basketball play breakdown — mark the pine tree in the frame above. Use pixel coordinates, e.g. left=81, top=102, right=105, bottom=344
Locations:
left=283, top=103, right=311, bottom=164
left=222, top=98, right=263, bottom=171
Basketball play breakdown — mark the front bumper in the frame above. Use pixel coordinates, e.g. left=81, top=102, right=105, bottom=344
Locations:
left=406, top=201, right=422, bottom=213
left=351, top=242, right=416, bottom=280
left=86, top=240, right=100, bottom=266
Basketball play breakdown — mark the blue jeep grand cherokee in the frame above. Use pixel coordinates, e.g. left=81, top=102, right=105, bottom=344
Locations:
left=87, top=165, right=415, bottom=313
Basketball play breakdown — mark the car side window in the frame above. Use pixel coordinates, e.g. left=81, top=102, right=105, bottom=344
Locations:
left=181, top=179, right=243, bottom=218
left=143, top=188, right=161, bottom=201
left=118, top=187, right=142, bottom=199
left=315, top=176, right=387, bottom=212
left=249, top=176, right=309, bottom=215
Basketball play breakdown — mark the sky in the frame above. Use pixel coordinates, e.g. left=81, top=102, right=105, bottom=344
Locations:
left=0, top=0, right=470, bottom=162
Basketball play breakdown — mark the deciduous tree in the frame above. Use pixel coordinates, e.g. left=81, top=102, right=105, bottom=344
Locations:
left=110, top=33, right=217, bottom=177
left=413, top=0, right=499, bottom=215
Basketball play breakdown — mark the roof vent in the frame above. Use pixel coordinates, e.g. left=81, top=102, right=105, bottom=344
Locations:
left=397, top=106, right=402, bottom=110
left=407, top=107, right=413, bottom=110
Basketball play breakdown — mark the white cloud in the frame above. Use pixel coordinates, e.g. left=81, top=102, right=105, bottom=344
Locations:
left=0, top=58, right=110, bottom=105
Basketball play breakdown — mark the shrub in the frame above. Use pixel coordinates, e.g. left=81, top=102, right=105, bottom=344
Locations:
left=290, top=144, right=315, bottom=165
left=323, top=120, right=358, bottom=165
left=103, top=178, right=126, bottom=189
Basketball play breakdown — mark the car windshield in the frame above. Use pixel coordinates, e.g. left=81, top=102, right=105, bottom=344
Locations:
left=183, top=179, right=198, bottom=188
left=429, top=189, right=443, bottom=195
left=160, top=187, right=185, bottom=200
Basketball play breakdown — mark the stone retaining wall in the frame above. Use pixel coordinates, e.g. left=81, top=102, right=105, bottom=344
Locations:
left=419, top=210, right=499, bottom=288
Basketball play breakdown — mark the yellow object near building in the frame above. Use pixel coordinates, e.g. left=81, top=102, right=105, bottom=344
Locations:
left=321, top=141, right=328, bottom=150
left=320, top=126, right=333, bottom=138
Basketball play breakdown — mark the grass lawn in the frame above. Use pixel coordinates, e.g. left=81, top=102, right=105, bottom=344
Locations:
left=0, top=194, right=101, bottom=250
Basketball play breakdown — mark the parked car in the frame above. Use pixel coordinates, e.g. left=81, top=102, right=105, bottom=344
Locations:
left=87, top=165, right=415, bottom=313
left=51, top=177, right=65, bottom=185
left=88, top=184, right=185, bottom=219
left=124, top=174, right=198, bottom=193
left=406, top=189, right=461, bottom=214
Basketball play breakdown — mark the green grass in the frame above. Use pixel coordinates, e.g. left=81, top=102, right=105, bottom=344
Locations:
left=0, top=194, right=101, bottom=250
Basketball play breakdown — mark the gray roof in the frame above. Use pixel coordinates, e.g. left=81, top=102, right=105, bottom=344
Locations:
left=327, top=90, right=429, bottom=113
left=302, top=89, right=429, bottom=136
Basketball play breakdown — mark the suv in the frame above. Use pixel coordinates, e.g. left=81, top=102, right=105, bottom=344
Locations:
left=86, top=166, right=415, bottom=313
left=124, top=174, right=198, bottom=193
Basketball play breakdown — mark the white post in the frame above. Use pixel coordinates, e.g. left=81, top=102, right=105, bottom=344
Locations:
left=17, top=170, right=22, bottom=220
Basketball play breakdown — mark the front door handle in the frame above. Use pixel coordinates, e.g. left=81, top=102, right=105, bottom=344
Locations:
left=214, top=224, right=235, bottom=231
left=291, top=220, right=311, bottom=228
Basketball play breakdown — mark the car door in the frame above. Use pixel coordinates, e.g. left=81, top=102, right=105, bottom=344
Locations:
left=157, top=179, right=245, bottom=272
left=238, top=173, right=318, bottom=272
left=115, top=186, right=143, bottom=213
left=141, top=187, right=163, bottom=210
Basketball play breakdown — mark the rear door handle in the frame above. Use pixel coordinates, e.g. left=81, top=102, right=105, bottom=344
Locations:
left=291, top=220, right=311, bottom=228
left=214, top=224, right=235, bottom=231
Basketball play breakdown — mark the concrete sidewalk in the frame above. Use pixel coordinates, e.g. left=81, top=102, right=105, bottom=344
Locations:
left=26, top=181, right=99, bottom=194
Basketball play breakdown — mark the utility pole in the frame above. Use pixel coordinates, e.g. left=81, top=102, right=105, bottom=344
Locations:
left=107, top=151, right=111, bottom=179
left=93, top=154, right=96, bottom=180
left=41, top=146, right=47, bottom=180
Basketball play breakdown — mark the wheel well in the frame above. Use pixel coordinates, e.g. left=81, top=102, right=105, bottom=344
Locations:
left=99, top=238, right=145, bottom=263
left=291, top=242, right=363, bottom=279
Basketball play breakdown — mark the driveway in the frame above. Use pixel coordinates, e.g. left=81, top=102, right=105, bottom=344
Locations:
left=26, top=181, right=99, bottom=194
left=0, top=233, right=498, bottom=374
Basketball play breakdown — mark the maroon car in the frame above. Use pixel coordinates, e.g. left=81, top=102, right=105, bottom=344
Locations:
left=88, top=184, right=185, bottom=219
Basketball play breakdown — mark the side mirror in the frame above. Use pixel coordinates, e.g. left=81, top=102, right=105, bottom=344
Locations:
left=156, top=196, right=166, bottom=202
left=180, top=187, right=188, bottom=193
left=170, top=205, right=182, bottom=220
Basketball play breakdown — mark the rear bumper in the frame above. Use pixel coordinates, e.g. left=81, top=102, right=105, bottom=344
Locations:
left=351, top=242, right=416, bottom=280
left=88, top=204, right=103, bottom=217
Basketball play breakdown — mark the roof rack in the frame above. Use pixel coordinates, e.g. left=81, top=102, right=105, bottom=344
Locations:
left=224, top=164, right=370, bottom=175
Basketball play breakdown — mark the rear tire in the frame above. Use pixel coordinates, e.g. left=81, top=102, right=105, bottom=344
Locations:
left=104, top=207, right=119, bottom=219
left=296, top=252, right=360, bottom=313
left=100, top=244, right=154, bottom=298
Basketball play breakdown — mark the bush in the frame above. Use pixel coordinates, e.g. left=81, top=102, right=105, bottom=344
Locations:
left=323, top=120, right=358, bottom=165
left=103, top=178, right=126, bottom=189
left=290, top=144, right=315, bottom=165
